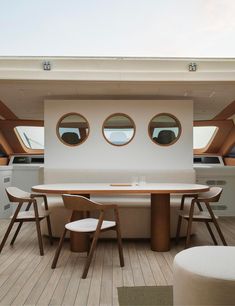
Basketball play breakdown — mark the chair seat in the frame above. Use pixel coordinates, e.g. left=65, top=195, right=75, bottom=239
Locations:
left=180, top=211, right=218, bottom=220
left=12, top=210, right=50, bottom=220
left=65, top=218, right=116, bottom=232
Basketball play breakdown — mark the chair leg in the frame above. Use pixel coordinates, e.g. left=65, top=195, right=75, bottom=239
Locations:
left=115, top=226, right=124, bottom=267
left=175, top=215, right=183, bottom=245
left=176, top=195, right=187, bottom=245
left=185, top=200, right=195, bottom=249
left=51, top=228, right=67, bottom=269
left=0, top=202, right=23, bottom=253
left=87, top=235, right=91, bottom=256
left=205, top=221, right=218, bottom=245
left=33, top=201, right=44, bottom=256
left=114, top=208, right=124, bottom=267
left=82, top=212, right=104, bottom=279
left=46, top=216, right=53, bottom=245
left=185, top=220, right=192, bottom=249
left=206, top=203, right=227, bottom=246
left=10, top=221, right=23, bottom=245
left=82, top=232, right=100, bottom=279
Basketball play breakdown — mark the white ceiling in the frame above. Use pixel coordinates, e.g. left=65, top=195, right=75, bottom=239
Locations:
left=0, top=80, right=234, bottom=121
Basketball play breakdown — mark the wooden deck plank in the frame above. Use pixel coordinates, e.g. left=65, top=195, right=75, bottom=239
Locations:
left=129, top=242, right=145, bottom=286
left=24, top=247, right=67, bottom=305
left=11, top=247, right=54, bottom=306
left=145, top=247, right=167, bottom=286
left=74, top=252, right=96, bottom=306
left=61, top=255, right=84, bottom=306
left=36, top=246, right=71, bottom=305
left=49, top=252, right=77, bottom=305
left=0, top=248, right=43, bottom=305
left=136, top=242, right=156, bottom=286
left=100, top=242, right=113, bottom=306
left=0, top=243, right=39, bottom=302
left=122, top=242, right=134, bottom=287
left=87, top=242, right=105, bottom=306
left=112, top=239, right=123, bottom=306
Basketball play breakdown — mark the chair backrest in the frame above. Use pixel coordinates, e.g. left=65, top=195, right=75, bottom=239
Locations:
left=157, top=130, right=176, bottom=144
left=62, top=194, right=104, bottom=211
left=6, top=187, right=31, bottom=203
left=61, top=132, right=80, bottom=144
left=197, top=186, right=223, bottom=203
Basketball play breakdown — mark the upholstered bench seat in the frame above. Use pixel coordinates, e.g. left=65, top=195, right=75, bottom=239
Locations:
left=40, top=168, right=197, bottom=239
left=173, top=246, right=235, bottom=305
left=41, top=194, right=195, bottom=238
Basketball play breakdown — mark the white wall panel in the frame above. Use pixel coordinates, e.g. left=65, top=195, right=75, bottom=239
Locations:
left=44, top=99, right=193, bottom=171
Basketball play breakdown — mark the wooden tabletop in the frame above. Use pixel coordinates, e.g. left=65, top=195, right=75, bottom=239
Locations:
left=32, top=183, right=209, bottom=195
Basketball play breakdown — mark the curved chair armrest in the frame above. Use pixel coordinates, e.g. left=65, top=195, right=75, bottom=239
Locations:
left=179, top=194, right=198, bottom=211
left=182, top=194, right=198, bottom=199
left=100, top=204, right=118, bottom=211
left=30, top=193, right=47, bottom=199
left=18, top=197, right=36, bottom=203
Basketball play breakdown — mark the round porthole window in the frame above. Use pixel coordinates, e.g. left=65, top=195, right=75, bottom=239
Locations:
left=148, top=113, right=181, bottom=146
left=103, top=113, right=136, bottom=146
left=57, top=113, right=89, bottom=146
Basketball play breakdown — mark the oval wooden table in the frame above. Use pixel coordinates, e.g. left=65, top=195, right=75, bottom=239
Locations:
left=32, top=183, right=209, bottom=252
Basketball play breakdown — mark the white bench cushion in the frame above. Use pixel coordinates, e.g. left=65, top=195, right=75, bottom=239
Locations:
left=41, top=168, right=196, bottom=238
left=41, top=195, right=196, bottom=238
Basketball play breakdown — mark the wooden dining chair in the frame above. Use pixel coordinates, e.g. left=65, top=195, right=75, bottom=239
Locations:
left=0, top=187, right=53, bottom=256
left=51, top=194, right=124, bottom=279
left=175, top=187, right=227, bottom=248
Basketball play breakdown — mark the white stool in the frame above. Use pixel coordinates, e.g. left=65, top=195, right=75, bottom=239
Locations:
left=173, top=246, right=235, bottom=305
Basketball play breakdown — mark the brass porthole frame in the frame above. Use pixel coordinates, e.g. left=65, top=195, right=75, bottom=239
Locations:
left=148, top=113, right=182, bottom=146
left=56, top=112, right=90, bottom=147
left=102, top=113, right=136, bottom=146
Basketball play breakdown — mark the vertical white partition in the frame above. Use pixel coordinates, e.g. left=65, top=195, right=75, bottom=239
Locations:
left=44, top=99, right=193, bottom=172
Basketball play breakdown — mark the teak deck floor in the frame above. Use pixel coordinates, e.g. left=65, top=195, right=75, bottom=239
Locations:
left=0, top=217, right=234, bottom=306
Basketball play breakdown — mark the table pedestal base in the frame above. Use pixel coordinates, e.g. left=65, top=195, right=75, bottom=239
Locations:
left=151, top=193, right=170, bottom=252
left=70, top=232, right=89, bottom=253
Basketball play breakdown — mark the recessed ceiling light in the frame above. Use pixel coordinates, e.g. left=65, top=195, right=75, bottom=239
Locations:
left=188, top=63, right=197, bottom=72
left=43, top=61, right=51, bottom=71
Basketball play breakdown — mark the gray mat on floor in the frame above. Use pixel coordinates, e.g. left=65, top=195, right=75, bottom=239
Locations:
left=118, top=285, right=173, bottom=306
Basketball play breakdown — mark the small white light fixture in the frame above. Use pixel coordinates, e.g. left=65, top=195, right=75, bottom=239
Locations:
left=43, top=61, right=51, bottom=71
left=188, top=62, right=197, bottom=72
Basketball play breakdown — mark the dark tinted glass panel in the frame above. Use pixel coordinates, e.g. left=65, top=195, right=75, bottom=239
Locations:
left=31, top=158, right=44, bottom=163
left=193, top=156, right=220, bottom=164
left=13, top=157, right=30, bottom=164
left=227, top=146, right=235, bottom=157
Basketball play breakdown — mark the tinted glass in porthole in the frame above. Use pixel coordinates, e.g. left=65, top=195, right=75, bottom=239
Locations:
left=57, top=113, right=89, bottom=146
left=149, top=113, right=181, bottom=146
left=103, top=113, right=135, bottom=146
